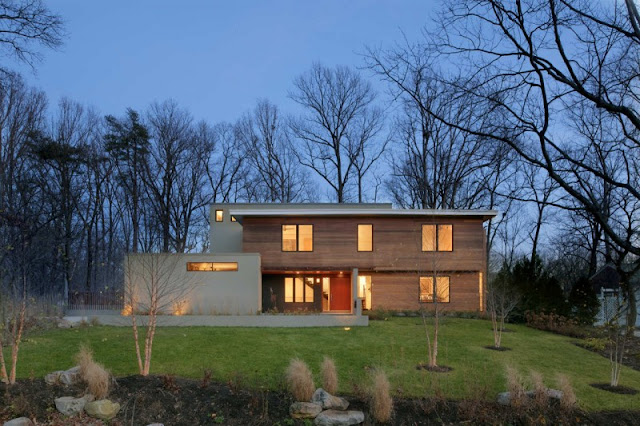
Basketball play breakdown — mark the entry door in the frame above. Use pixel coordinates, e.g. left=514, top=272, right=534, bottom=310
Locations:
left=330, top=277, right=351, bottom=311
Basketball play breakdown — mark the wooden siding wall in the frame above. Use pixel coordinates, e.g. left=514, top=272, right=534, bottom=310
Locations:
left=368, top=272, right=480, bottom=311
left=242, top=216, right=486, bottom=273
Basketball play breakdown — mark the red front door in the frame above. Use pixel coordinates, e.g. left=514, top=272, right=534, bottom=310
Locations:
left=330, top=277, right=351, bottom=311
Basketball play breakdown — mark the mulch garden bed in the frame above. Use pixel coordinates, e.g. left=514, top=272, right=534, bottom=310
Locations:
left=415, top=364, right=453, bottom=372
left=590, top=383, right=638, bottom=395
left=1, top=376, right=639, bottom=425
left=484, top=345, right=512, bottom=351
left=575, top=332, right=640, bottom=372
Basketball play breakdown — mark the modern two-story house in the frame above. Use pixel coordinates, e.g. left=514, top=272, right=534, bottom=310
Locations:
left=125, top=203, right=497, bottom=322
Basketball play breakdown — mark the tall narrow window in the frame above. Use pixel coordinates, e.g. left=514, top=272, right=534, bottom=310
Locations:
left=215, top=209, right=224, bottom=222
left=282, top=224, right=313, bottom=252
left=294, top=277, right=304, bottom=302
left=298, top=225, right=313, bottom=251
left=304, top=277, right=314, bottom=302
left=285, top=277, right=294, bottom=302
left=282, top=225, right=297, bottom=251
left=419, top=276, right=450, bottom=303
left=358, top=224, right=373, bottom=252
left=479, top=272, right=484, bottom=311
left=422, top=224, right=453, bottom=251
left=422, top=225, right=436, bottom=251
left=438, top=225, right=453, bottom=251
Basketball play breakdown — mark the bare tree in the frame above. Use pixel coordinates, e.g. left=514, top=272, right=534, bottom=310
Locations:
left=416, top=0, right=640, bottom=327
left=289, top=63, right=383, bottom=202
left=236, top=99, right=308, bottom=202
left=486, top=274, right=519, bottom=349
left=123, top=253, right=194, bottom=376
left=0, top=0, right=65, bottom=71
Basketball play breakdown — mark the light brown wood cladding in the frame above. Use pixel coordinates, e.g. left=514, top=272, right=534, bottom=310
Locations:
left=242, top=216, right=486, bottom=272
left=369, top=272, right=480, bottom=311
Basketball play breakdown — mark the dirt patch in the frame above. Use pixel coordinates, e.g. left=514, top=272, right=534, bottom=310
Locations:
left=415, top=364, right=453, bottom=372
left=590, top=383, right=639, bottom=395
left=1, top=376, right=639, bottom=425
left=484, top=345, right=512, bottom=351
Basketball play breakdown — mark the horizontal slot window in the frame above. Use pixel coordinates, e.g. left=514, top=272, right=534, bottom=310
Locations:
left=187, top=262, right=238, bottom=272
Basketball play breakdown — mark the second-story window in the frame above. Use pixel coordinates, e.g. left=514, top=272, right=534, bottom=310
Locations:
left=358, top=224, right=373, bottom=251
left=215, top=209, right=223, bottom=222
left=422, top=224, right=453, bottom=252
left=282, top=224, right=314, bottom=252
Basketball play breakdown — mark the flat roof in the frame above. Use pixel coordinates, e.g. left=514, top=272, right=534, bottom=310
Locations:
left=230, top=208, right=499, bottom=223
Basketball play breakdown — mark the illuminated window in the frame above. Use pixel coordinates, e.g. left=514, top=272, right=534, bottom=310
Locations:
left=357, top=224, right=373, bottom=252
left=419, top=276, right=450, bottom=303
left=295, top=277, right=304, bottom=302
left=298, top=225, right=313, bottom=251
left=282, top=225, right=313, bottom=252
left=285, top=277, right=294, bottom=302
left=215, top=210, right=223, bottom=222
left=231, top=216, right=237, bottom=222
left=304, top=277, right=314, bottom=303
left=187, top=262, right=238, bottom=272
left=284, top=276, right=315, bottom=303
left=282, top=225, right=298, bottom=251
left=422, top=224, right=453, bottom=252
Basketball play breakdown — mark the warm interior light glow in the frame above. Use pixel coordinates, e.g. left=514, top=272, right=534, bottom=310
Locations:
left=121, top=304, right=132, bottom=316
left=187, top=262, right=238, bottom=272
left=358, top=224, right=373, bottom=251
left=173, top=301, right=188, bottom=316
left=215, top=209, right=223, bottom=222
left=344, top=327, right=351, bottom=331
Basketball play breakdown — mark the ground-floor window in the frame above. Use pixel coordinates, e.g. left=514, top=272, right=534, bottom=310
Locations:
left=284, top=277, right=314, bottom=303
left=419, top=276, right=450, bottom=303
left=358, top=275, right=372, bottom=310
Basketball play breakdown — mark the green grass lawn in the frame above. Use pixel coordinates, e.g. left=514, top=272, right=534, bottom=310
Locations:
left=9, top=317, right=640, bottom=412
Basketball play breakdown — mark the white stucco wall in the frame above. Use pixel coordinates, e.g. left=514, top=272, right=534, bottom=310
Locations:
left=124, top=253, right=261, bottom=315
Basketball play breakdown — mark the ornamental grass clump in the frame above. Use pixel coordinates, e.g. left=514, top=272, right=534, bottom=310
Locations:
left=285, top=358, right=314, bottom=402
left=370, top=369, right=393, bottom=423
left=556, top=373, right=577, bottom=410
left=321, top=356, right=338, bottom=394
left=75, top=345, right=111, bottom=399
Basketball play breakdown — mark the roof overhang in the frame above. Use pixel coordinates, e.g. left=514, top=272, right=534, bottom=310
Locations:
left=230, top=208, right=499, bottom=224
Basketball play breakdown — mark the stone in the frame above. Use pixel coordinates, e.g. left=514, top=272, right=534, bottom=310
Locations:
left=84, top=399, right=120, bottom=420
left=311, top=388, right=349, bottom=410
left=59, top=366, right=82, bottom=386
left=314, top=410, right=365, bottom=426
left=3, top=418, right=34, bottom=426
left=57, top=319, right=73, bottom=329
left=44, top=371, right=64, bottom=385
left=55, top=396, right=88, bottom=416
left=290, top=402, right=323, bottom=419
left=546, top=389, right=564, bottom=400
left=497, top=392, right=511, bottom=406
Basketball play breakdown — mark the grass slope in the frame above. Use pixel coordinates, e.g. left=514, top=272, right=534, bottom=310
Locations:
left=10, top=317, right=640, bottom=411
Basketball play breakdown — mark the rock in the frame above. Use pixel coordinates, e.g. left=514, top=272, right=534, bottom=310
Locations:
left=546, top=389, right=563, bottom=400
left=497, top=391, right=511, bottom=405
left=57, top=319, right=73, bottom=329
left=312, top=388, right=349, bottom=410
left=3, top=418, right=34, bottom=426
left=314, top=410, right=365, bottom=426
left=84, top=399, right=120, bottom=420
left=59, top=366, right=82, bottom=385
left=290, top=402, right=323, bottom=419
left=44, top=371, right=64, bottom=385
left=55, top=396, right=88, bottom=416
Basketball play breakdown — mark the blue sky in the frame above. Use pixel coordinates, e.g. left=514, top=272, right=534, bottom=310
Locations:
left=19, top=1, right=434, bottom=123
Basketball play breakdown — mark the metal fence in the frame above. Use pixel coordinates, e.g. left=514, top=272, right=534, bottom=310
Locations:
left=67, top=290, right=124, bottom=311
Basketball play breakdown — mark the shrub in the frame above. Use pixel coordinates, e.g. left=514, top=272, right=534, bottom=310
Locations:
left=525, top=311, right=586, bottom=338
left=321, top=356, right=338, bottom=394
left=582, top=337, right=606, bottom=351
left=285, top=358, right=314, bottom=402
left=370, top=369, right=393, bottom=423
left=556, top=374, right=577, bottom=411
left=75, top=345, right=110, bottom=399
left=505, top=365, right=526, bottom=409
left=568, top=276, right=600, bottom=325
left=530, top=371, right=548, bottom=411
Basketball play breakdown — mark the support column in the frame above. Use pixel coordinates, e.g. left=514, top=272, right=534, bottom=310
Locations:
left=352, top=268, right=361, bottom=316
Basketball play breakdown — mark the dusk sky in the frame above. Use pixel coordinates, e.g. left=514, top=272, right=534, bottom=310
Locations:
left=19, top=1, right=434, bottom=123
